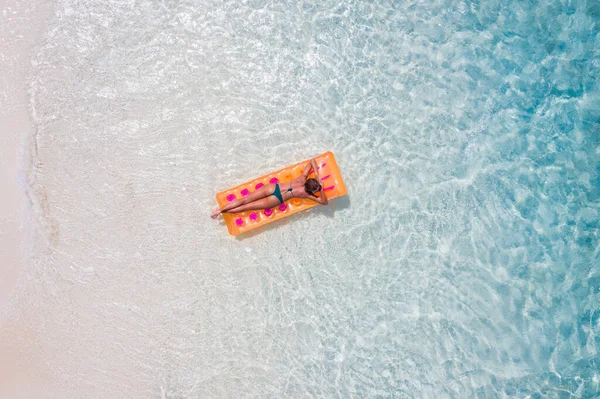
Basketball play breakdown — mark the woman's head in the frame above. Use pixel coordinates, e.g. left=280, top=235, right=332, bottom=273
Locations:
left=304, top=178, right=322, bottom=196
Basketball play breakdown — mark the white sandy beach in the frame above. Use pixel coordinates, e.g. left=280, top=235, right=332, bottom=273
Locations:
left=0, top=0, right=52, bottom=396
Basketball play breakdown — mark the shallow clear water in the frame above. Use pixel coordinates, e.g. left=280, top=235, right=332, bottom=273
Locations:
left=8, top=0, right=600, bottom=397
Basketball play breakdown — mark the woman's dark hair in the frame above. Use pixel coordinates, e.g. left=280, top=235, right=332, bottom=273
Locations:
left=304, top=178, right=322, bottom=196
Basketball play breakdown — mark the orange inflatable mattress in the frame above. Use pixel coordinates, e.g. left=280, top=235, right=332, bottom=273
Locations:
left=216, top=151, right=347, bottom=236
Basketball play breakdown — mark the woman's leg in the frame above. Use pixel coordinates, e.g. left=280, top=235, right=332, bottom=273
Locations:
left=211, top=184, right=275, bottom=218
left=225, top=196, right=281, bottom=214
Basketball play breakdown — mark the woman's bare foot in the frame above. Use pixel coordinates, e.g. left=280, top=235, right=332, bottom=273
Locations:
left=211, top=209, right=222, bottom=219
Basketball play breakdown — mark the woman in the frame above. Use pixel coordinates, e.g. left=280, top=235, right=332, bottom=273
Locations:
left=211, top=158, right=328, bottom=219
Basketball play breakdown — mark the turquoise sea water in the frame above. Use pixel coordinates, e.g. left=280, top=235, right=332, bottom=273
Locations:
left=7, top=0, right=600, bottom=397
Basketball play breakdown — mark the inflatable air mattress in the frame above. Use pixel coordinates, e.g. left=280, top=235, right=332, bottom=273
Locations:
left=216, top=151, right=346, bottom=236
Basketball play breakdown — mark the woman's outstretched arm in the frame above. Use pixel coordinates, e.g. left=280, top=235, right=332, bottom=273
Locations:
left=317, top=183, right=328, bottom=205
left=310, top=158, right=320, bottom=180
left=302, top=160, right=312, bottom=178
